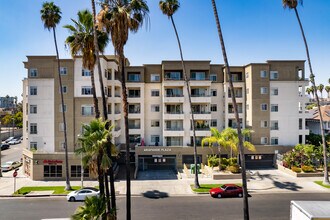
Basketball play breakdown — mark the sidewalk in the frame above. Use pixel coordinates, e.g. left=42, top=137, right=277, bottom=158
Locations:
left=0, top=168, right=329, bottom=197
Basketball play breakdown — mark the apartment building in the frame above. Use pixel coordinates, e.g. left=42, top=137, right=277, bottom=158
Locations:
left=22, top=55, right=309, bottom=180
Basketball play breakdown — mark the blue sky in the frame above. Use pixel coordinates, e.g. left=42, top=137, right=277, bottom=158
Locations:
left=1, top=0, right=329, bottom=100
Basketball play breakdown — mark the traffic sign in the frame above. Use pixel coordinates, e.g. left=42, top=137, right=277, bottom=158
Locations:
left=13, top=171, right=17, bottom=178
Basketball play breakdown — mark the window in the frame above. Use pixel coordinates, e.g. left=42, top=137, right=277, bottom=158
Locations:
left=60, top=67, right=67, bottom=75
left=211, top=104, right=217, bottom=112
left=271, top=88, right=278, bottom=96
left=210, top=74, right=217, bottom=82
left=82, top=69, right=91, bottom=76
left=271, top=104, right=278, bottom=112
left=261, top=137, right=268, bottom=145
left=261, top=104, right=268, bottom=111
left=60, top=85, right=67, bottom=94
left=299, top=135, right=303, bottom=144
left=30, top=105, right=37, bottom=114
left=151, top=74, right=160, bottom=82
left=127, top=73, right=141, bottom=82
left=270, top=71, right=279, bottom=79
left=44, top=165, right=62, bottom=177
left=260, top=87, right=268, bottom=94
left=129, top=135, right=141, bottom=144
left=29, top=68, right=38, bottom=77
left=151, top=90, right=160, bottom=97
left=59, top=104, right=67, bottom=112
left=211, top=119, right=217, bottom=127
left=191, top=72, right=206, bottom=80
left=151, top=120, right=160, bottom=127
left=299, top=118, right=303, bottom=130
left=81, top=105, right=94, bottom=116
left=81, top=86, right=92, bottom=95
left=260, top=70, right=267, bottom=78
left=271, top=120, right=279, bottom=130
left=59, top=123, right=65, bottom=132
left=261, top=120, right=268, bottom=128
left=211, top=89, right=217, bottom=96
left=30, top=142, right=37, bottom=150
left=30, top=86, right=37, bottom=95
left=30, top=123, right=37, bottom=134
left=71, top=165, right=89, bottom=178
left=271, top=137, right=279, bottom=145
left=151, top=105, right=160, bottom=112
left=151, top=135, right=160, bottom=143
left=128, top=89, right=140, bottom=98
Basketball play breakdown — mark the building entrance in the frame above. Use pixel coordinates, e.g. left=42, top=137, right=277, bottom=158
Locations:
left=138, top=155, right=176, bottom=171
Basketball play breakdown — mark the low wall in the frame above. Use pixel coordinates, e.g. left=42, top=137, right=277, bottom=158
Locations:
left=0, top=128, right=22, bottom=141
left=277, top=164, right=324, bottom=177
left=213, top=172, right=251, bottom=180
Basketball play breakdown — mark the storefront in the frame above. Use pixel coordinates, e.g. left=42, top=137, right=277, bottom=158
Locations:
left=138, top=155, right=176, bottom=171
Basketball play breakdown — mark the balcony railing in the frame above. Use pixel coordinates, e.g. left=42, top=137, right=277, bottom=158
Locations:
left=164, top=77, right=183, bottom=81
left=129, top=125, right=141, bottom=129
left=191, top=94, right=210, bottom=97
left=164, top=127, right=184, bottom=131
left=192, top=111, right=211, bottom=114
left=129, top=110, right=140, bottom=114
left=190, top=77, right=210, bottom=81
left=193, top=126, right=210, bottom=131
left=165, top=111, right=183, bottom=114
left=128, top=94, right=140, bottom=98
left=165, top=94, right=184, bottom=97
left=270, top=127, right=279, bottom=130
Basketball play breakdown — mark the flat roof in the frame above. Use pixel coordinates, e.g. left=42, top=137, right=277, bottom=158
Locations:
left=292, top=201, right=330, bottom=218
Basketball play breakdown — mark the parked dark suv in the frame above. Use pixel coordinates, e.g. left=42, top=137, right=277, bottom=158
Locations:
left=1, top=144, right=10, bottom=151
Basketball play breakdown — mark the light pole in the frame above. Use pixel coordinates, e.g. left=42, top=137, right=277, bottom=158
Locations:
left=12, top=117, right=15, bottom=137
left=77, top=134, right=83, bottom=188
left=0, top=122, right=3, bottom=177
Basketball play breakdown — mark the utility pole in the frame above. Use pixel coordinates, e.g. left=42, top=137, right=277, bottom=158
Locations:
left=0, top=122, right=3, bottom=177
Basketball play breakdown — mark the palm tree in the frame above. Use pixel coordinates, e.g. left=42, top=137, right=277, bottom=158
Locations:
left=40, top=1, right=71, bottom=191
left=325, top=86, right=330, bottom=99
left=97, top=2, right=149, bottom=219
left=72, top=196, right=106, bottom=220
left=282, top=0, right=329, bottom=185
left=64, top=9, right=109, bottom=196
left=318, top=84, right=324, bottom=99
left=211, top=0, right=250, bottom=219
left=306, top=87, right=312, bottom=98
left=159, top=0, right=200, bottom=189
left=76, top=118, right=115, bottom=219
left=91, top=0, right=117, bottom=214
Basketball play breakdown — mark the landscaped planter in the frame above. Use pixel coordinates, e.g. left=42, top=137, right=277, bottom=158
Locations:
left=277, top=164, right=324, bottom=177
left=212, top=172, right=250, bottom=180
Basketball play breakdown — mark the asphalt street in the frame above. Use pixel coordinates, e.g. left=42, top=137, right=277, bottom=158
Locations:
left=0, top=193, right=329, bottom=220
left=1, top=141, right=24, bottom=163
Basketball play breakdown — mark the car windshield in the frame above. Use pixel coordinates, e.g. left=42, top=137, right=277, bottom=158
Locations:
left=220, top=185, right=227, bottom=190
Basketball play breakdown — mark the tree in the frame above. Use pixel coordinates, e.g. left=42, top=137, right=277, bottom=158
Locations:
left=306, top=87, right=312, bottom=98
left=64, top=9, right=109, bottom=197
left=90, top=0, right=117, bottom=215
left=159, top=0, right=200, bottom=189
left=14, top=112, right=23, bottom=128
left=282, top=0, right=329, bottom=185
left=325, top=86, right=330, bottom=99
left=40, top=1, right=71, bottom=191
left=318, top=84, right=324, bottom=99
left=97, top=2, right=149, bottom=219
left=76, top=118, right=115, bottom=219
left=72, top=196, right=106, bottom=220
left=211, top=1, right=250, bottom=219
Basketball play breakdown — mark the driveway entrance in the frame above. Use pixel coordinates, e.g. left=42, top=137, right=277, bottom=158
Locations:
left=137, top=169, right=178, bottom=180
left=138, top=155, right=176, bottom=171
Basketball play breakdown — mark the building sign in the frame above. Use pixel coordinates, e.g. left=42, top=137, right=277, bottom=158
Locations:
left=143, top=148, right=171, bottom=152
left=43, top=159, right=63, bottom=164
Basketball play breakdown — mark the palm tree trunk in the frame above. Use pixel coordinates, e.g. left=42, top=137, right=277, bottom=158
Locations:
left=119, top=53, right=131, bottom=220
left=90, top=69, right=100, bottom=119
left=91, top=0, right=116, bottom=215
left=97, top=153, right=105, bottom=196
left=211, top=1, right=249, bottom=219
left=53, top=27, right=71, bottom=191
left=170, top=15, right=200, bottom=189
left=294, top=8, right=329, bottom=184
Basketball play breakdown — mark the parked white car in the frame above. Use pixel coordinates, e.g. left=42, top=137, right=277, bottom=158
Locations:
left=1, top=161, right=22, bottom=172
left=4, top=137, right=14, bottom=143
left=66, top=187, right=99, bottom=202
left=8, top=138, right=21, bottom=145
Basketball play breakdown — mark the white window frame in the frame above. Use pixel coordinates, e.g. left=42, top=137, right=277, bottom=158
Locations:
left=151, top=135, right=160, bottom=143
left=261, top=137, right=268, bottom=145
left=261, top=103, right=268, bottom=111
left=271, top=88, right=278, bottom=96
left=60, top=85, right=67, bottom=94
left=29, top=68, right=38, bottom=77
left=81, top=86, right=92, bottom=95
left=59, top=123, right=65, bottom=132
left=260, top=70, right=267, bottom=78
left=60, top=67, right=67, bottom=75
left=151, top=105, right=160, bottom=112
left=271, top=104, right=279, bottom=112
left=81, top=105, right=94, bottom=116
left=151, top=90, right=160, bottom=97
left=271, top=137, right=279, bottom=145
left=260, top=87, right=268, bottom=94
left=30, top=86, right=38, bottom=96
left=82, top=69, right=91, bottom=76
left=151, top=74, right=160, bottom=82
left=30, top=105, right=37, bottom=114
left=261, top=120, right=268, bottom=128
left=151, top=120, right=160, bottom=127
left=30, top=142, right=38, bottom=150
left=59, top=104, right=67, bottom=113
left=210, top=74, right=217, bottom=82
left=211, top=89, right=217, bottom=97
left=30, top=123, right=38, bottom=134
left=211, top=104, right=217, bottom=112
left=270, top=71, right=279, bottom=80
left=211, top=119, right=217, bottom=127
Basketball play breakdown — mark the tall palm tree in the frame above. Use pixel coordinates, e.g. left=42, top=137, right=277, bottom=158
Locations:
left=159, top=0, right=200, bottom=189
left=40, top=1, right=71, bottom=191
left=76, top=118, right=115, bottom=219
left=211, top=1, right=250, bottom=219
left=91, top=0, right=117, bottom=214
left=305, top=87, right=311, bottom=98
left=64, top=9, right=110, bottom=196
left=325, top=86, right=330, bottom=99
left=318, top=84, right=324, bottom=99
left=282, top=0, right=329, bottom=185
left=97, top=2, right=149, bottom=219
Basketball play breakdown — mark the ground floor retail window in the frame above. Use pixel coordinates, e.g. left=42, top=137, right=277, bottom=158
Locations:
left=182, top=155, right=202, bottom=164
left=71, top=165, right=89, bottom=178
left=44, top=165, right=62, bottom=177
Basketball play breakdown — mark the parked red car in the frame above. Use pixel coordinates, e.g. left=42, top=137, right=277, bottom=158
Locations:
left=209, top=184, right=243, bottom=198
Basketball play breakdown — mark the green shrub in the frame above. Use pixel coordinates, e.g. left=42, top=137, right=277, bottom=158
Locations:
left=228, top=157, right=237, bottom=166
left=220, top=158, right=229, bottom=166
left=208, top=156, right=219, bottom=167
left=227, top=164, right=240, bottom=173
left=291, top=166, right=302, bottom=173
left=219, top=164, right=227, bottom=171
left=301, top=165, right=315, bottom=173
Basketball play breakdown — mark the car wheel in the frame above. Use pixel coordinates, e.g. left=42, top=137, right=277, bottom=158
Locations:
left=238, top=193, right=243, bottom=198
left=217, top=194, right=222, bottom=198
left=69, top=197, right=75, bottom=202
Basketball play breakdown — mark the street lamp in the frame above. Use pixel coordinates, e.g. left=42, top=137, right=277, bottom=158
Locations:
left=0, top=121, right=2, bottom=177
left=77, top=134, right=83, bottom=188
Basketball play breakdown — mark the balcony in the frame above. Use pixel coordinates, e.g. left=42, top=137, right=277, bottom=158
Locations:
left=190, top=130, right=211, bottom=137
left=163, top=93, right=184, bottom=103
left=163, top=128, right=184, bottom=137
left=163, top=111, right=184, bottom=120
left=191, top=95, right=211, bottom=103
